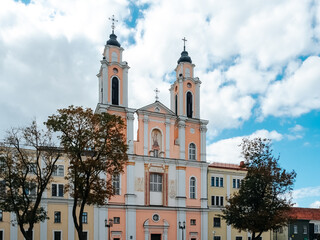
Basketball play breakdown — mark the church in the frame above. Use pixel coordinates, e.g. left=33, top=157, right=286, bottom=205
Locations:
left=94, top=22, right=209, bottom=240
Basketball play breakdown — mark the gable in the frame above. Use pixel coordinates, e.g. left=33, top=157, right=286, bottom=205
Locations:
left=138, top=101, right=175, bottom=116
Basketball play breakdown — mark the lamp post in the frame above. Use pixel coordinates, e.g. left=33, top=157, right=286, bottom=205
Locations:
left=105, top=219, right=113, bottom=240
left=179, top=221, right=185, bottom=240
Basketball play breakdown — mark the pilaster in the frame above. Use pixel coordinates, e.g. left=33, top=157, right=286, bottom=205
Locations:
left=165, top=118, right=171, bottom=158
left=40, top=202, right=47, bottom=239
left=200, top=122, right=208, bottom=162
left=10, top=212, right=18, bottom=240
left=126, top=111, right=135, bottom=154
left=195, top=78, right=201, bottom=118
left=123, top=64, right=129, bottom=107
left=101, top=60, right=109, bottom=105
left=68, top=201, right=75, bottom=240
left=178, top=78, right=183, bottom=116
left=143, top=115, right=149, bottom=156
left=178, top=118, right=186, bottom=159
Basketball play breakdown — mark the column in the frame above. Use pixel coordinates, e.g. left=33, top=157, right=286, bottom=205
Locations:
left=201, top=210, right=208, bottom=240
left=123, top=65, right=129, bottom=107
left=165, top=118, right=171, bottom=158
left=126, top=111, right=135, bottom=154
left=101, top=60, right=109, bottom=104
left=126, top=162, right=136, bottom=205
left=178, top=78, right=183, bottom=115
left=178, top=118, right=186, bottom=160
left=143, top=115, right=149, bottom=156
left=176, top=166, right=186, bottom=207
left=126, top=207, right=136, bottom=240
left=195, top=78, right=201, bottom=119
left=94, top=206, right=108, bottom=240
left=40, top=202, right=47, bottom=239
left=68, top=201, right=75, bottom=240
left=200, top=164, right=208, bottom=240
left=10, top=213, right=18, bottom=240
left=200, top=122, right=208, bottom=162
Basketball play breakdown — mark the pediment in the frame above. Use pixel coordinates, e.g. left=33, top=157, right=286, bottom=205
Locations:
left=138, top=101, right=175, bottom=115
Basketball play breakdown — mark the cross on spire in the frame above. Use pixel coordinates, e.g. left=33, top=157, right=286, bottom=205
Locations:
left=182, top=37, right=187, bottom=51
left=109, top=15, right=118, bottom=34
left=154, top=88, right=160, bottom=101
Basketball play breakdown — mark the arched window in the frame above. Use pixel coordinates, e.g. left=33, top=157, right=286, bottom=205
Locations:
left=189, top=143, right=196, bottom=160
left=111, top=52, right=118, bottom=62
left=112, top=77, right=119, bottom=105
left=186, top=92, right=193, bottom=118
left=175, top=94, right=178, bottom=115
left=190, top=177, right=196, bottom=199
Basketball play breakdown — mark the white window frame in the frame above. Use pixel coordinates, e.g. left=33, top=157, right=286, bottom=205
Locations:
left=54, top=211, right=61, bottom=223
left=110, top=76, right=120, bottom=106
left=303, top=225, right=307, bottom=234
left=188, top=143, right=196, bottom=160
left=53, top=230, right=62, bottom=240
left=211, top=195, right=224, bottom=206
left=112, top=174, right=121, bottom=195
left=25, top=182, right=36, bottom=197
left=82, top=231, right=89, bottom=240
left=211, top=175, right=224, bottom=187
left=189, top=176, right=197, bottom=199
left=150, top=173, right=162, bottom=192
left=51, top=183, right=64, bottom=197
left=53, top=165, right=64, bottom=177
left=294, top=225, right=298, bottom=234
left=82, top=212, right=88, bottom=224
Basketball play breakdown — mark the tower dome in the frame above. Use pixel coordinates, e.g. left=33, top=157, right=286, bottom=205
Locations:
left=177, top=50, right=192, bottom=64
left=107, top=33, right=121, bottom=47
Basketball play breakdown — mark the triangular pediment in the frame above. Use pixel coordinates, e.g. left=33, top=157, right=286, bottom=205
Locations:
left=137, top=101, right=175, bottom=115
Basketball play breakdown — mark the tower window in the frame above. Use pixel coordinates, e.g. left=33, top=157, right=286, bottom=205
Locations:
left=112, top=174, right=120, bottom=195
left=186, top=92, right=193, bottom=118
left=111, top=52, right=118, bottom=62
left=112, top=77, right=119, bottom=105
left=189, top=143, right=196, bottom=160
left=190, top=177, right=196, bottom=199
left=150, top=173, right=162, bottom=192
left=175, top=94, right=178, bottom=115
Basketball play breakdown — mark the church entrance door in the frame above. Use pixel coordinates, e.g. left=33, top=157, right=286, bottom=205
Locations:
left=151, top=234, right=161, bottom=240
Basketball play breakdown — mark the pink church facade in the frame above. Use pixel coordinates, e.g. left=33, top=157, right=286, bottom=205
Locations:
left=95, top=29, right=209, bottom=240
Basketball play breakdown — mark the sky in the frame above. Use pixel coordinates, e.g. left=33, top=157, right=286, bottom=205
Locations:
left=0, top=0, right=320, bottom=208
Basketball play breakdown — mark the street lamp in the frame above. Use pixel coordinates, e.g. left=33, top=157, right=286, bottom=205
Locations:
left=179, top=221, right=186, bottom=240
left=105, top=219, right=113, bottom=240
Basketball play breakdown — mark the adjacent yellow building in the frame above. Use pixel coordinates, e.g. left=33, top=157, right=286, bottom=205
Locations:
left=208, top=162, right=272, bottom=240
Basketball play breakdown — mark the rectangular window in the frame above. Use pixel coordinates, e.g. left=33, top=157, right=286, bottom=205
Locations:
left=213, top=217, right=221, bottom=227
left=303, top=225, right=307, bottom=234
left=220, top=177, right=223, bottom=187
left=25, top=182, right=36, bottom=196
left=294, top=225, right=298, bottom=234
left=28, top=163, right=37, bottom=175
left=52, top=184, right=64, bottom=197
left=0, top=230, right=3, bottom=240
left=82, top=212, right=88, bottom=224
left=190, top=219, right=196, bottom=225
left=237, top=179, right=240, bottom=188
left=216, top=196, right=220, bottom=206
left=114, top=217, right=120, bottom=224
left=214, top=236, right=221, bottom=240
left=150, top=173, right=162, bottom=192
left=220, top=196, right=224, bottom=206
left=112, top=174, right=120, bottom=195
left=53, top=231, right=61, bottom=240
left=211, top=196, right=224, bottom=206
left=53, top=165, right=64, bottom=177
left=54, top=211, right=61, bottom=223
left=216, top=177, right=219, bottom=187
left=82, top=232, right=88, bottom=240
left=233, top=178, right=241, bottom=188
left=236, top=237, right=243, bottom=240
left=0, top=210, right=2, bottom=221
left=211, top=177, right=215, bottom=187
left=315, top=224, right=320, bottom=233
left=211, top=196, right=215, bottom=205
left=233, top=179, right=236, bottom=188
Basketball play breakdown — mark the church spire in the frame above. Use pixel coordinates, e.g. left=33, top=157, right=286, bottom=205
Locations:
left=177, top=37, right=192, bottom=64
left=106, top=15, right=121, bottom=47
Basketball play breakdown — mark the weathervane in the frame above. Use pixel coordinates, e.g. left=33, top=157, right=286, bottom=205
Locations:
left=182, top=37, right=187, bottom=51
left=109, top=15, right=118, bottom=34
left=154, top=88, right=160, bottom=101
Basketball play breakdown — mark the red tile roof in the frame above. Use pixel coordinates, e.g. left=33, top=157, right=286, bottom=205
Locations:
left=290, top=207, right=320, bottom=220
left=208, top=161, right=246, bottom=171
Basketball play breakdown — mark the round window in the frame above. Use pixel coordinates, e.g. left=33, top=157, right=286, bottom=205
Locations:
left=113, top=68, right=118, bottom=74
left=152, top=213, right=160, bottom=222
left=187, top=83, right=192, bottom=88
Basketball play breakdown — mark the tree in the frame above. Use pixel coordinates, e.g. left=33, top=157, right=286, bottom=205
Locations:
left=45, top=106, right=128, bottom=240
left=0, top=121, right=61, bottom=240
left=222, top=138, right=296, bottom=240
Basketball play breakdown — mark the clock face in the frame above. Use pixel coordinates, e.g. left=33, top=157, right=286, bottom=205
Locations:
left=152, top=214, right=160, bottom=222
left=113, top=68, right=118, bottom=74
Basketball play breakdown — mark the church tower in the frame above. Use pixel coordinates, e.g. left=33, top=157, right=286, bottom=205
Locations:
left=170, top=38, right=201, bottom=119
left=97, top=16, right=129, bottom=108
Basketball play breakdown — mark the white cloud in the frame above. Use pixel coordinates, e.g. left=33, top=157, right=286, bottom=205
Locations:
left=206, top=129, right=283, bottom=164
left=310, top=201, right=320, bottom=208
left=260, top=56, right=320, bottom=118
left=292, top=186, right=320, bottom=200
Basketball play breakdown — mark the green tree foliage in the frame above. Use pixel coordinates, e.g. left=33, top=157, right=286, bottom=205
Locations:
left=45, top=106, right=128, bottom=240
left=0, top=121, right=61, bottom=240
left=222, top=138, right=296, bottom=240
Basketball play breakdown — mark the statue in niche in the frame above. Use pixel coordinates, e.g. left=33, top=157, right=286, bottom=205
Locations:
left=135, top=177, right=144, bottom=192
left=169, top=180, right=176, bottom=198
left=151, top=129, right=162, bottom=157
